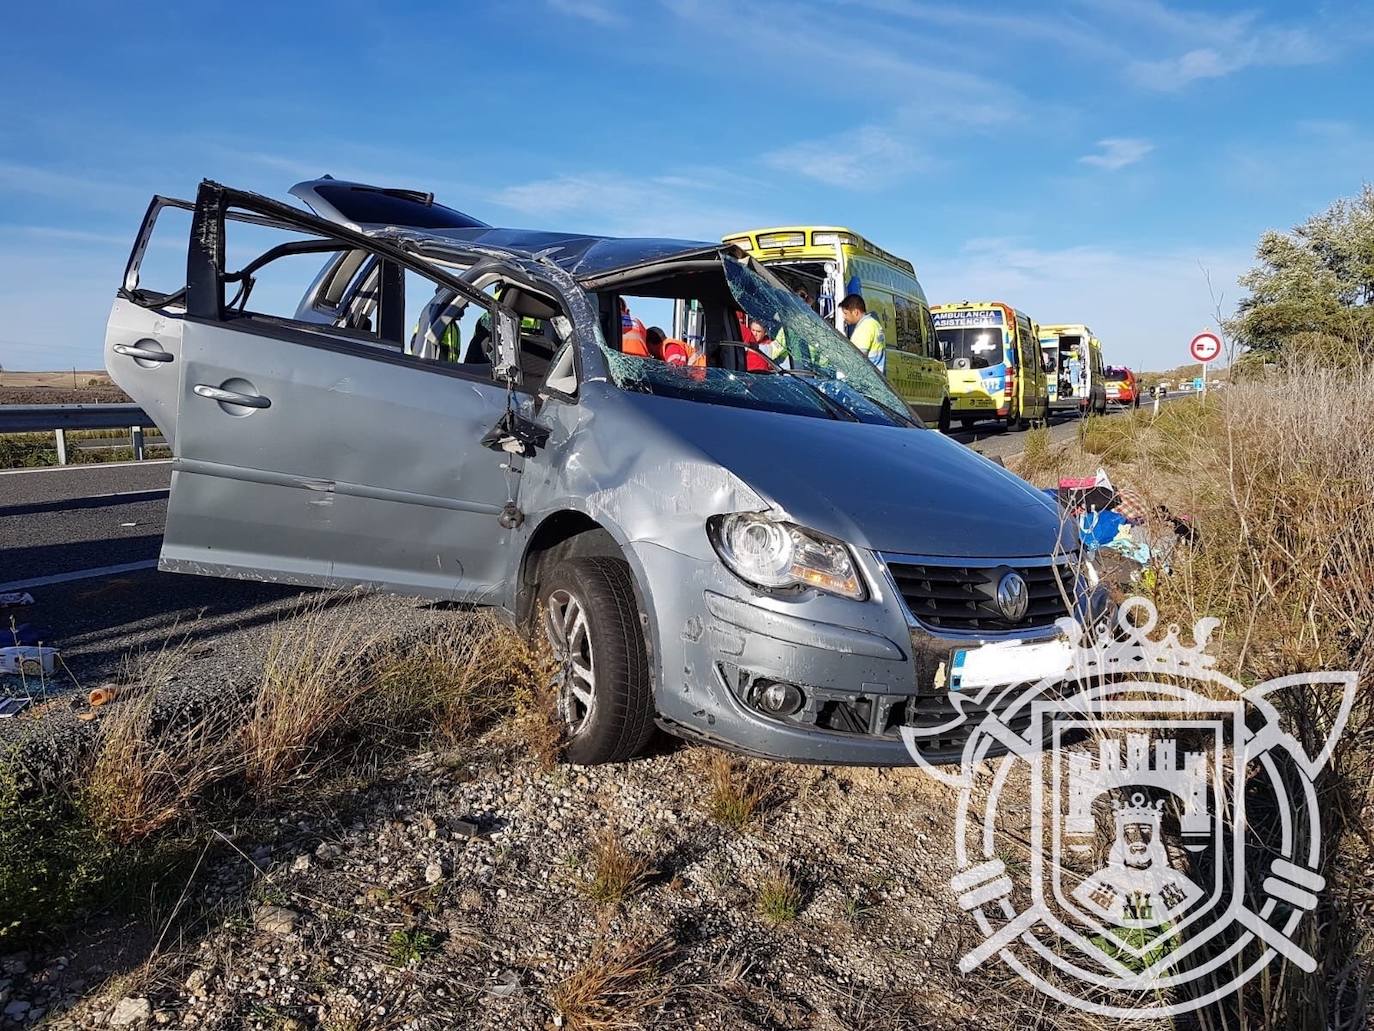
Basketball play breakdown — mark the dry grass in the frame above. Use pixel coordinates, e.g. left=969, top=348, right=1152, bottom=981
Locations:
left=83, top=684, right=245, bottom=843
left=549, top=935, right=675, bottom=1031
left=701, top=752, right=780, bottom=830
left=754, top=867, right=803, bottom=924
left=506, top=631, right=563, bottom=771
left=1016, top=362, right=1374, bottom=1029
left=370, top=610, right=545, bottom=744
left=115, top=630, right=199, bottom=693
left=1016, top=425, right=1057, bottom=477
left=581, top=829, right=653, bottom=904
left=74, top=596, right=552, bottom=846
left=239, top=593, right=390, bottom=796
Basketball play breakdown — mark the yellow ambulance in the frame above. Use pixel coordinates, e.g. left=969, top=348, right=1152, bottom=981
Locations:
left=929, top=301, right=1049, bottom=429
left=1039, top=323, right=1108, bottom=415
left=722, top=226, right=951, bottom=430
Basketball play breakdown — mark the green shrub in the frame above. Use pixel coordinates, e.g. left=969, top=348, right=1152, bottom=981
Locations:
left=0, top=762, right=113, bottom=944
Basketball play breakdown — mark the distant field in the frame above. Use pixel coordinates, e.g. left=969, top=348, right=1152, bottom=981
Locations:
left=0, top=370, right=131, bottom=405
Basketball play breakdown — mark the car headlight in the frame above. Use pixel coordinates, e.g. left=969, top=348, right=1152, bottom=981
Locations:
left=707, top=513, right=867, bottom=600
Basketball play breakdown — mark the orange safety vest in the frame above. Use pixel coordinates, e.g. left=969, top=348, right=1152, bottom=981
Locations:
left=621, top=314, right=649, bottom=356
left=661, top=338, right=706, bottom=367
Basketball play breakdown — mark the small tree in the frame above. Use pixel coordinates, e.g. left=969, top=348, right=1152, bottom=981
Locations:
left=1228, top=183, right=1374, bottom=362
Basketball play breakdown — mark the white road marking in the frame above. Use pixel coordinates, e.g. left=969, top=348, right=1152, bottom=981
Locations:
left=0, top=560, right=158, bottom=591
left=0, top=458, right=172, bottom=476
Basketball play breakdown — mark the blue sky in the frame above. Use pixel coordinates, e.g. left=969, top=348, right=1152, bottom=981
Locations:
left=2, top=0, right=1372, bottom=371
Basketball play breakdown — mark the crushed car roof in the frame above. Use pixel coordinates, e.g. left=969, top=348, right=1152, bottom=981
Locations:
left=385, top=225, right=724, bottom=282
left=290, top=175, right=724, bottom=282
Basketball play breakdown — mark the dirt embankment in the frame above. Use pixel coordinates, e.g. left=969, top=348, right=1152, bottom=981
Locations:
left=0, top=372, right=131, bottom=405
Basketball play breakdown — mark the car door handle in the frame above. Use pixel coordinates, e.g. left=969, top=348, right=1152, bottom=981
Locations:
left=113, top=343, right=174, bottom=363
left=193, top=384, right=272, bottom=409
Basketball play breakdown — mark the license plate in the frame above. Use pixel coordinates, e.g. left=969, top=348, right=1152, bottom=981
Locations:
left=950, top=638, right=1072, bottom=690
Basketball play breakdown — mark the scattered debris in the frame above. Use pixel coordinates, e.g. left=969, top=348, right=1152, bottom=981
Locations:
left=0, top=646, right=59, bottom=677
left=0, top=592, right=35, bottom=607
left=0, top=697, right=30, bottom=719
left=1047, top=470, right=1202, bottom=587
left=87, top=685, right=120, bottom=707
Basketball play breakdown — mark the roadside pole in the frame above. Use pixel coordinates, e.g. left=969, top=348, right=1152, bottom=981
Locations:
left=1189, top=331, right=1222, bottom=402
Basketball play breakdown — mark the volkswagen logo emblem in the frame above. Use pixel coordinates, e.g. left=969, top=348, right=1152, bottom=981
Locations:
left=996, top=571, right=1029, bottom=621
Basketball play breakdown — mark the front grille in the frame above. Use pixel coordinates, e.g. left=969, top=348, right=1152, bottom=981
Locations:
left=887, top=558, right=1072, bottom=632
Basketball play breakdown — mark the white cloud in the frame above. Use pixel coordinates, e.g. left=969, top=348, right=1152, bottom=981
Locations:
left=915, top=237, right=1250, bottom=370
left=0, top=225, right=132, bottom=247
left=840, top=0, right=1347, bottom=92
left=763, top=126, right=929, bottom=190
left=487, top=171, right=765, bottom=239
left=0, top=161, right=147, bottom=213
left=1079, top=137, right=1154, bottom=171
left=1119, top=3, right=1329, bottom=90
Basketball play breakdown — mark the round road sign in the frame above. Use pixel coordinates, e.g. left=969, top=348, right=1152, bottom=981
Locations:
left=1189, top=331, right=1222, bottom=364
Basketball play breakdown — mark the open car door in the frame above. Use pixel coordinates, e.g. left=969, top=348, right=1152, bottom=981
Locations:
left=134, top=180, right=535, bottom=599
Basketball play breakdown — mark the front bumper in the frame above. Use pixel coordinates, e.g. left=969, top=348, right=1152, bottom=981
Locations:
left=635, top=542, right=1083, bottom=766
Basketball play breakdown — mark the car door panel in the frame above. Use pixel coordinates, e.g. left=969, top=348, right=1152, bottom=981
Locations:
left=165, top=318, right=520, bottom=598
left=104, top=197, right=195, bottom=446
left=156, top=181, right=528, bottom=601
left=105, top=297, right=184, bottom=447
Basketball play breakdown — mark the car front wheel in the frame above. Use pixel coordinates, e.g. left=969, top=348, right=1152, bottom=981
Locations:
left=538, top=556, right=655, bottom=765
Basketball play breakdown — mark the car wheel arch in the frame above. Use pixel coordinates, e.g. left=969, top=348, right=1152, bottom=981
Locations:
left=517, top=508, right=662, bottom=703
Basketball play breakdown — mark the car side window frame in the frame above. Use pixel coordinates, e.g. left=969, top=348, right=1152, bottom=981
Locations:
left=184, top=180, right=534, bottom=392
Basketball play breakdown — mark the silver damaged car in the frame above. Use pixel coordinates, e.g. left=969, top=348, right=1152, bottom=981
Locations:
left=105, top=178, right=1101, bottom=766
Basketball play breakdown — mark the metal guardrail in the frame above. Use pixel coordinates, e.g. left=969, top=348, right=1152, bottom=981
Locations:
left=0, top=404, right=158, bottom=464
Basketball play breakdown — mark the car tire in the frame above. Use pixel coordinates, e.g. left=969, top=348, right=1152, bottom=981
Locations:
left=538, top=556, right=655, bottom=765
left=937, top=400, right=951, bottom=433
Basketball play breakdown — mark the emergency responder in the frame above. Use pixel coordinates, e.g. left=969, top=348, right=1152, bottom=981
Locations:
left=645, top=326, right=667, bottom=359
left=748, top=317, right=788, bottom=368
left=409, top=289, right=464, bottom=363
left=620, top=299, right=649, bottom=356
left=840, top=293, right=885, bottom=373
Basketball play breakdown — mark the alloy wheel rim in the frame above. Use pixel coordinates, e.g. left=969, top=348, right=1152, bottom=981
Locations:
left=544, top=588, right=596, bottom=735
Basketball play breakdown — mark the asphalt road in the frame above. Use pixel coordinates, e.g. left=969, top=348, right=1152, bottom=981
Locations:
left=1, top=460, right=311, bottom=692
left=0, top=399, right=1161, bottom=690
left=946, top=403, right=1130, bottom=460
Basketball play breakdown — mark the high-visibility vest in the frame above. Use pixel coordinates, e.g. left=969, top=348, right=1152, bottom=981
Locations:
left=622, top=314, right=649, bottom=356
left=411, top=292, right=464, bottom=362
left=850, top=312, right=886, bottom=373
left=661, top=338, right=706, bottom=367
left=757, top=336, right=789, bottom=366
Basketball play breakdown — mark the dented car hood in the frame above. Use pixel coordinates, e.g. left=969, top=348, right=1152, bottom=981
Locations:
left=616, top=392, right=1066, bottom=559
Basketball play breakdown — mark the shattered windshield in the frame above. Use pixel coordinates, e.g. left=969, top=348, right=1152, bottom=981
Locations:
left=597, top=255, right=917, bottom=427
left=720, top=255, right=915, bottom=425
